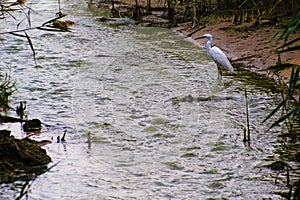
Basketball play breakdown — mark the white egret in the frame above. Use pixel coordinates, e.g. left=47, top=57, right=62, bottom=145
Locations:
left=195, top=34, right=234, bottom=79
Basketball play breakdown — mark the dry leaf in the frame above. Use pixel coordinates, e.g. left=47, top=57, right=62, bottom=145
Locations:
left=52, top=20, right=76, bottom=30
left=10, top=0, right=26, bottom=6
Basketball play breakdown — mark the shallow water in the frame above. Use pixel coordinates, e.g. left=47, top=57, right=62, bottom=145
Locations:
left=0, top=1, right=286, bottom=199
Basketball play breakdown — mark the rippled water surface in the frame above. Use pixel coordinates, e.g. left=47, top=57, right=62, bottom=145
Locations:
left=0, top=1, right=286, bottom=199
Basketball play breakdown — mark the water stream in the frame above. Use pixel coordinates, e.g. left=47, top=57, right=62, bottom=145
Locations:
left=0, top=1, right=287, bottom=199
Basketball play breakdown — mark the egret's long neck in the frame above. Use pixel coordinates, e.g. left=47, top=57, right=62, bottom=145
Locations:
left=206, top=38, right=212, bottom=54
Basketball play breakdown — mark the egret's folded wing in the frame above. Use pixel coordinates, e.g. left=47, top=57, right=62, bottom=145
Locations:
left=210, top=47, right=234, bottom=72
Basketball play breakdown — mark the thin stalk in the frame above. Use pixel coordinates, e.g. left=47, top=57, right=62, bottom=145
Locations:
left=244, top=85, right=250, bottom=142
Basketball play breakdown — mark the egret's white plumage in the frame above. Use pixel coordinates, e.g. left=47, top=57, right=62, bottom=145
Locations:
left=196, top=34, right=234, bottom=79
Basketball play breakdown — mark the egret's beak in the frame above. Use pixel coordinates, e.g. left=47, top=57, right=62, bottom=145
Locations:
left=195, top=36, right=206, bottom=40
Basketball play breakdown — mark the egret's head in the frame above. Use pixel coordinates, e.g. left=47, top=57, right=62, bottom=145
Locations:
left=195, top=33, right=213, bottom=40
left=203, top=34, right=213, bottom=38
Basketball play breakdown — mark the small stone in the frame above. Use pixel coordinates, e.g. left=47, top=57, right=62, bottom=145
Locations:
left=23, top=118, right=42, bottom=132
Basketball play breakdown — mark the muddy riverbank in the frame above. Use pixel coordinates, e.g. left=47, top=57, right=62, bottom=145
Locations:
left=173, top=20, right=300, bottom=82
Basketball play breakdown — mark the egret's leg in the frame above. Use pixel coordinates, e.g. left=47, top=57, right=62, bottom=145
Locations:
left=217, top=65, right=223, bottom=80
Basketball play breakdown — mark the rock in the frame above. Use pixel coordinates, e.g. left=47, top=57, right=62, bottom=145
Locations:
left=23, top=118, right=42, bottom=132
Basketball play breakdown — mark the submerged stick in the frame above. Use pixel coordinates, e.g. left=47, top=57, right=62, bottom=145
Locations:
left=243, top=85, right=250, bottom=142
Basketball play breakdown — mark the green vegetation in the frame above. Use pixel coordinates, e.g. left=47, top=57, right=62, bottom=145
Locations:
left=263, top=10, right=300, bottom=140
left=0, top=70, right=15, bottom=111
left=120, top=0, right=299, bottom=25
left=260, top=6, right=299, bottom=199
left=182, top=0, right=299, bottom=25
